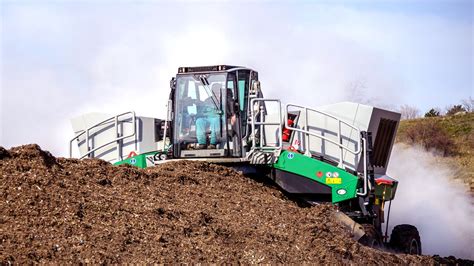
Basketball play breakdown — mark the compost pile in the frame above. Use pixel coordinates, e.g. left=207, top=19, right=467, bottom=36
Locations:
left=0, top=145, right=462, bottom=264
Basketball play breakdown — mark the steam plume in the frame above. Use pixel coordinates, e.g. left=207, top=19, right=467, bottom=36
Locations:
left=387, top=144, right=474, bottom=259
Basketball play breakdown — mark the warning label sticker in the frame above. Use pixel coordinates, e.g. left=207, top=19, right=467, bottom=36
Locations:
left=325, top=177, right=342, bottom=185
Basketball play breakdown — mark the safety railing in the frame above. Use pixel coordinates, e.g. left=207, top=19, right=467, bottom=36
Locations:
left=284, top=104, right=369, bottom=196
left=69, top=111, right=136, bottom=162
left=249, top=98, right=282, bottom=151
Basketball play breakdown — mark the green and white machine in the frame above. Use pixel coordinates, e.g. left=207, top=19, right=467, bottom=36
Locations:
left=70, top=65, right=421, bottom=255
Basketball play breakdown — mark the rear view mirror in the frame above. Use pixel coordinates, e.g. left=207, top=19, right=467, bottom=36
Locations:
left=170, top=77, right=176, bottom=89
left=250, top=81, right=260, bottom=96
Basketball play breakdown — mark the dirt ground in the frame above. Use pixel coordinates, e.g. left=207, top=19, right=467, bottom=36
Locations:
left=0, top=144, right=472, bottom=264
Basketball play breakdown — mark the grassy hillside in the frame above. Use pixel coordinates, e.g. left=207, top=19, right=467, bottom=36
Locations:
left=396, top=112, right=474, bottom=193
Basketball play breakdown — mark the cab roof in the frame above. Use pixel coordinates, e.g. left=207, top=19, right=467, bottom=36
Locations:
left=177, top=65, right=253, bottom=74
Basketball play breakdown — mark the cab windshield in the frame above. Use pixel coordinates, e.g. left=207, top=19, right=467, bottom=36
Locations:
left=174, top=73, right=227, bottom=150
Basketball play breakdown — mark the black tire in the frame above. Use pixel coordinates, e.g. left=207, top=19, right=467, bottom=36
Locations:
left=389, top=224, right=422, bottom=255
left=359, top=224, right=382, bottom=249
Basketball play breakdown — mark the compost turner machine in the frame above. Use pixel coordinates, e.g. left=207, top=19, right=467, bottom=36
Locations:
left=70, top=65, right=422, bottom=254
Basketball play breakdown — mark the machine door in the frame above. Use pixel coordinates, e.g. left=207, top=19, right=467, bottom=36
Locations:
left=173, top=73, right=242, bottom=158
left=226, top=71, right=242, bottom=157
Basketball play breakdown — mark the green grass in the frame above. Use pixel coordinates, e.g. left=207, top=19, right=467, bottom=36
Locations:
left=396, top=112, right=474, bottom=193
left=397, top=112, right=474, bottom=154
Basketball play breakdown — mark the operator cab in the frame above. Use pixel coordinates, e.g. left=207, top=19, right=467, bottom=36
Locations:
left=169, top=65, right=260, bottom=159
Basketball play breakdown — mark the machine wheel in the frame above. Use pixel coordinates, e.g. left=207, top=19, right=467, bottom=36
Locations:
left=389, top=224, right=422, bottom=255
left=154, top=153, right=167, bottom=161
left=159, top=153, right=167, bottom=160
left=359, top=224, right=382, bottom=249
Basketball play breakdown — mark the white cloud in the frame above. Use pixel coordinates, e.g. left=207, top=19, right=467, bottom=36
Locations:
left=1, top=68, right=73, bottom=155
left=1, top=2, right=473, bottom=260
left=1, top=2, right=472, bottom=156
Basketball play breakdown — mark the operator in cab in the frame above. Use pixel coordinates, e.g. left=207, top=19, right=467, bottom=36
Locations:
left=195, top=83, right=237, bottom=150
left=195, top=83, right=222, bottom=149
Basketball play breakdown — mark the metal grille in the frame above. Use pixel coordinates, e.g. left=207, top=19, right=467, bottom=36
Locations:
left=372, top=118, right=397, bottom=167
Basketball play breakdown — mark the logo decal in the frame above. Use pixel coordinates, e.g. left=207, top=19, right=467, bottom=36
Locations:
left=337, top=189, right=347, bottom=195
left=287, top=153, right=294, bottom=160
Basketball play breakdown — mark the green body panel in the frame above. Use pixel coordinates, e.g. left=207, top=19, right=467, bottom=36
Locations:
left=114, top=151, right=162, bottom=169
left=273, top=150, right=359, bottom=203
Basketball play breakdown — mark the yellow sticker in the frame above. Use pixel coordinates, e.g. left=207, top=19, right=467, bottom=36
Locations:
left=326, top=177, right=342, bottom=185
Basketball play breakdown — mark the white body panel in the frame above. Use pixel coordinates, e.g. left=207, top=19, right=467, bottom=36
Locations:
left=262, top=113, right=281, bottom=148
left=289, top=102, right=400, bottom=175
left=70, top=113, right=161, bottom=163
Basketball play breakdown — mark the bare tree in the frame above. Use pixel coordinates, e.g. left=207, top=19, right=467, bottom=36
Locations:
left=346, top=79, right=366, bottom=102
left=461, top=96, right=473, bottom=112
left=399, top=104, right=420, bottom=120
left=345, top=79, right=374, bottom=104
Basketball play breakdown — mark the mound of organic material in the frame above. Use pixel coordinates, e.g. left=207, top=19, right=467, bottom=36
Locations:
left=0, top=144, right=444, bottom=263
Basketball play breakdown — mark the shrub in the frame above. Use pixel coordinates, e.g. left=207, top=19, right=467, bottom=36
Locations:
left=446, top=105, right=466, bottom=116
left=403, top=120, right=456, bottom=156
left=424, top=108, right=440, bottom=117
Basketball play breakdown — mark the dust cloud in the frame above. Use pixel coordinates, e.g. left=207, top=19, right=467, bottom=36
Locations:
left=387, top=144, right=474, bottom=259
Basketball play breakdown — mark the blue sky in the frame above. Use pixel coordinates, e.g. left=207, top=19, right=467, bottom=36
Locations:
left=0, top=0, right=473, bottom=155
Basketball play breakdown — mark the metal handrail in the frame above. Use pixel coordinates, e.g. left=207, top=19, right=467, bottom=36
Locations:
left=69, top=111, right=136, bottom=161
left=359, top=137, right=368, bottom=196
left=284, top=103, right=369, bottom=196
left=250, top=98, right=282, bottom=151
left=287, top=126, right=360, bottom=156
left=285, top=104, right=362, bottom=165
